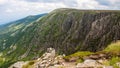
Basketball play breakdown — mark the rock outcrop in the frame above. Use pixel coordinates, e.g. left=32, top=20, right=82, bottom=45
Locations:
left=23, top=9, right=120, bottom=55
left=9, top=48, right=120, bottom=68
left=33, top=48, right=57, bottom=68
left=9, top=61, right=25, bottom=68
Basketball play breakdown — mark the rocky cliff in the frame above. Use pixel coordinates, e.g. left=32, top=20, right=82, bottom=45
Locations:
left=22, top=8, right=120, bottom=55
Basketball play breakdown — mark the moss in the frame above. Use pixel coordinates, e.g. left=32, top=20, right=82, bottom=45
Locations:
left=28, top=61, right=35, bottom=65
left=64, top=51, right=94, bottom=61
left=76, top=59, right=84, bottom=63
left=109, top=57, right=120, bottom=66
left=103, top=41, right=120, bottom=55
left=102, top=60, right=110, bottom=66
left=22, top=60, right=36, bottom=68
left=101, top=56, right=120, bottom=68
left=69, top=51, right=93, bottom=57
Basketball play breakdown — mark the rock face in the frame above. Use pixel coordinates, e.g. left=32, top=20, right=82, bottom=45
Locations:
left=22, top=9, right=120, bottom=55
left=9, top=61, right=25, bottom=68
left=28, top=48, right=76, bottom=68
left=33, top=48, right=57, bottom=68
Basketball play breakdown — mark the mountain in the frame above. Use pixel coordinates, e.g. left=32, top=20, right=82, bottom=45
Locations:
left=0, top=8, right=120, bottom=67
left=0, top=13, right=47, bottom=50
left=0, top=13, right=46, bottom=67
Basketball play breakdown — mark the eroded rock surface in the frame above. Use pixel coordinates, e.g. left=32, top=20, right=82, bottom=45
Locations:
left=9, top=61, right=25, bottom=68
left=9, top=48, right=119, bottom=68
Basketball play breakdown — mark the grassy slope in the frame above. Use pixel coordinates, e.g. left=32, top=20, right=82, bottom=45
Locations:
left=104, top=41, right=120, bottom=54
left=64, top=41, right=120, bottom=67
left=0, top=14, right=46, bottom=67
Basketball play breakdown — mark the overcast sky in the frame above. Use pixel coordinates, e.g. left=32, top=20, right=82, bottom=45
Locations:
left=0, top=0, right=120, bottom=24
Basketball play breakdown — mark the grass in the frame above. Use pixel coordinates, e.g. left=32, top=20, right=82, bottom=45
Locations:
left=103, top=41, right=120, bottom=55
left=109, top=57, right=120, bottom=68
left=76, top=59, right=83, bottom=63
left=64, top=41, right=120, bottom=66
left=64, top=51, right=94, bottom=62
left=102, top=57, right=120, bottom=68
left=69, top=51, right=94, bottom=57
left=22, top=60, right=36, bottom=68
left=0, top=57, right=5, bottom=65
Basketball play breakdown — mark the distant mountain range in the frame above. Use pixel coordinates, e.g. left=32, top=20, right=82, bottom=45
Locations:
left=0, top=8, right=120, bottom=67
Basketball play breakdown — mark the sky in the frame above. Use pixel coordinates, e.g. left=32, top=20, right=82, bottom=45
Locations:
left=0, top=0, right=120, bottom=24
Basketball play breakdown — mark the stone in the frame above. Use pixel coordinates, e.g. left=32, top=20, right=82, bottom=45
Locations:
left=33, top=48, right=56, bottom=68
left=89, top=54, right=100, bottom=60
left=76, top=59, right=103, bottom=68
left=9, top=61, right=25, bottom=68
left=103, top=66, right=113, bottom=68
left=116, top=62, right=120, bottom=67
left=83, top=59, right=98, bottom=64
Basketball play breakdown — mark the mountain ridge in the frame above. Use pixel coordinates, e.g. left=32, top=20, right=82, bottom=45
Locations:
left=0, top=8, right=120, bottom=67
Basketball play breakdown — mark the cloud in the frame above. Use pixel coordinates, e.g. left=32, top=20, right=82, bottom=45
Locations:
left=75, top=0, right=108, bottom=9
left=0, top=0, right=68, bottom=24
left=0, top=0, right=5, bottom=3
left=5, top=9, right=13, bottom=13
left=0, top=0, right=120, bottom=24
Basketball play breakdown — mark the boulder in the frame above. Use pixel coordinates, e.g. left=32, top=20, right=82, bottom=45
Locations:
left=76, top=59, right=103, bottom=68
left=116, top=62, right=120, bottom=67
left=103, top=66, right=113, bottom=68
left=33, top=48, right=57, bottom=68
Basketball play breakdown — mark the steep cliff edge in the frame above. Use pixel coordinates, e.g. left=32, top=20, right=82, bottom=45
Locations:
left=25, top=8, right=120, bottom=55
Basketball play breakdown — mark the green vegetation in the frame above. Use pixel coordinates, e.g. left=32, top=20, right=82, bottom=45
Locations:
left=103, top=41, right=120, bottom=67
left=104, top=41, right=120, bottom=55
left=64, top=51, right=94, bottom=62
left=64, top=41, right=120, bottom=67
left=22, top=60, right=36, bottom=68
left=0, top=14, right=46, bottom=68
left=76, top=59, right=83, bottom=63
left=0, top=56, right=5, bottom=65
left=109, top=57, right=120, bottom=67
left=102, top=57, right=120, bottom=68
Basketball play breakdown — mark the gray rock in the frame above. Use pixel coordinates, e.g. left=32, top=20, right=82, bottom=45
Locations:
left=103, top=66, right=113, bottom=68
left=116, top=62, right=120, bottom=67
left=76, top=59, right=103, bottom=68
left=9, top=61, right=25, bottom=68
left=33, top=48, right=56, bottom=68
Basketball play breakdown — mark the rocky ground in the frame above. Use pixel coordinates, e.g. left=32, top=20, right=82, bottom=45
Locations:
left=9, top=48, right=120, bottom=68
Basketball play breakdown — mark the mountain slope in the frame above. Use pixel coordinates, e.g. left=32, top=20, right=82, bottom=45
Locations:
left=20, top=8, right=120, bottom=54
left=0, top=13, right=46, bottom=50
left=0, top=14, right=46, bottom=67
left=0, top=8, right=120, bottom=67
